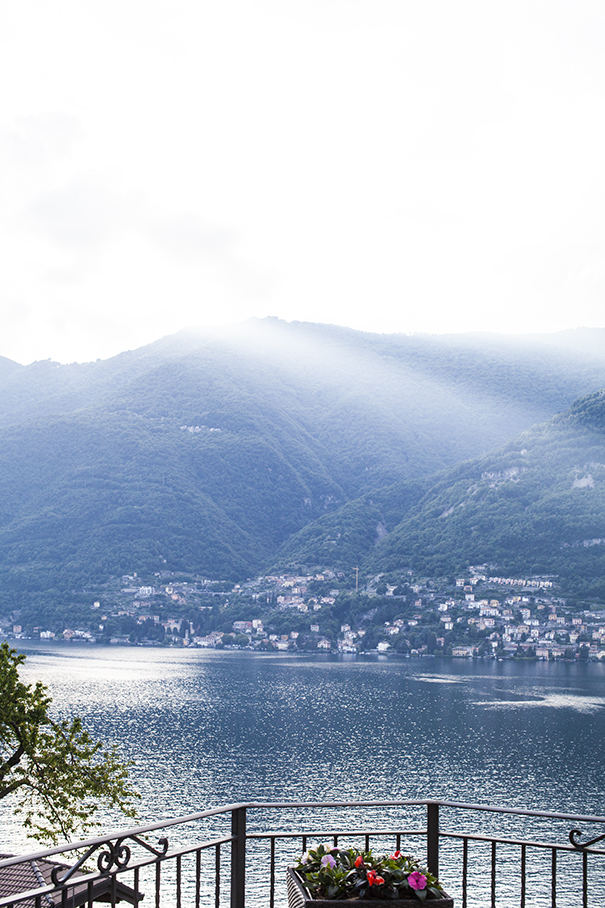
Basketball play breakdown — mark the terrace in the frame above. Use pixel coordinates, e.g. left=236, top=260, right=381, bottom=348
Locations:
left=1, top=799, right=605, bottom=908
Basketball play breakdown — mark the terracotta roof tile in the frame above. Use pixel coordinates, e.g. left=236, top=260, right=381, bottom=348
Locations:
left=0, top=854, right=142, bottom=907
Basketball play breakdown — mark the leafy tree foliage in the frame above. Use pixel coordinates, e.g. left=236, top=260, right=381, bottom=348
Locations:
left=0, top=643, right=139, bottom=844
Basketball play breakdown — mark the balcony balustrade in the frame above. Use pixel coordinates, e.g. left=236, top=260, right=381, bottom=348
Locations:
left=1, top=799, right=605, bottom=908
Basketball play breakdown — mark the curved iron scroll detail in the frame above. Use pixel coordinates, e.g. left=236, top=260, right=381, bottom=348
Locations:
left=51, top=835, right=169, bottom=886
left=569, top=828, right=605, bottom=849
left=129, top=835, right=169, bottom=858
left=97, top=840, right=132, bottom=872
left=97, top=835, right=169, bottom=871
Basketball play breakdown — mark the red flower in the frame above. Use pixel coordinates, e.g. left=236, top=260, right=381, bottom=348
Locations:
left=355, top=856, right=364, bottom=868
left=366, top=870, right=384, bottom=887
left=392, top=851, right=402, bottom=858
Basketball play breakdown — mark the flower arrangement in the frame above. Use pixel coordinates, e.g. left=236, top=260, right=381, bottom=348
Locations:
left=294, top=844, right=448, bottom=902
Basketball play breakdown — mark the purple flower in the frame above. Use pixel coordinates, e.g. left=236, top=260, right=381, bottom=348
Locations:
left=408, top=871, right=427, bottom=891
left=300, top=852, right=310, bottom=864
left=321, top=854, right=336, bottom=869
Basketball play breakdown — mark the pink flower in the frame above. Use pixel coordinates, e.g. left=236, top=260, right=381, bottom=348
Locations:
left=408, top=871, right=427, bottom=891
left=321, top=854, right=336, bottom=869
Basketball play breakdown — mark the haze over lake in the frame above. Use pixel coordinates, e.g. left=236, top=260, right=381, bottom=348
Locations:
left=7, top=644, right=605, bottom=856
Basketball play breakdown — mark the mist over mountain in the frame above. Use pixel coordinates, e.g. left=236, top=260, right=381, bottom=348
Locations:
left=277, top=388, right=605, bottom=598
left=2, top=318, right=605, bottom=603
left=366, top=389, right=605, bottom=596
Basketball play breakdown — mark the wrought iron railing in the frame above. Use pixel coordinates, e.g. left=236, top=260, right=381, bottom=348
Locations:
left=1, top=799, right=605, bottom=908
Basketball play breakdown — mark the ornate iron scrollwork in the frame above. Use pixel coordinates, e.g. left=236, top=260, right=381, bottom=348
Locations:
left=50, top=835, right=169, bottom=886
left=569, top=828, right=605, bottom=849
left=129, top=835, right=169, bottom=858
left=97, top=839, right=132, bottom=872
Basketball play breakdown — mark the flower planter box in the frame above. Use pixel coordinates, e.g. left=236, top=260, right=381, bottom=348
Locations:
left=286, top=867, right=454, bottom=908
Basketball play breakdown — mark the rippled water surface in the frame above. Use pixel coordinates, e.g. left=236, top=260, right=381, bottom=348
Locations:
left=10, top=647, right=605, bottom=820
left=7, top=646, right=605, bottom=903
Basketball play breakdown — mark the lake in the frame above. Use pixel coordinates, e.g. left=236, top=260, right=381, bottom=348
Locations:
left=7, top=645, right=605, bottom=846
left=5, top=645, right=605, bottom=906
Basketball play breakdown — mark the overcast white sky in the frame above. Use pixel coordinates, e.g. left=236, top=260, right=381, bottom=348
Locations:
left=1, top=0, right=605, bottom=364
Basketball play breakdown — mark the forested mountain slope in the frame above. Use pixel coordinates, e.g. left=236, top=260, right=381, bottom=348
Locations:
left=274, top=388, right=605, bottom=597
left=361, top=389, right=605, bottom=596
left=2, top=318, right=605, bottom=601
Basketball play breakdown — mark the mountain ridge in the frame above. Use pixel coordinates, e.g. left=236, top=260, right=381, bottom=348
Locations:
left=362, top=388, right=605, bottom=595
left=2, top=319, right=605, bottom=603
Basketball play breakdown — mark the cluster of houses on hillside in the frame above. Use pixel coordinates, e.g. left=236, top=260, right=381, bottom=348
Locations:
left=5, top=567, right=605, bottom=660
left=449, top=597, right=605, bottom=660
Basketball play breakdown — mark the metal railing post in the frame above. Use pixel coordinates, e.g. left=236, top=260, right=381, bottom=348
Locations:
left=231, top=806, right=246, bottom=908
left=426, top=801, right=439, bottom=880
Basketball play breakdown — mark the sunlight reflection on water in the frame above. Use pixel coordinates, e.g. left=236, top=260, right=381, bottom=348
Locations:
left=476, top=692, right=605, bottom=712
left=7, top=645, right=605, bottom=905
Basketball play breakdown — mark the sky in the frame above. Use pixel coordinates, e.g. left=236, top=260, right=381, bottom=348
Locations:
left=1, top=0, right=605, bottom=365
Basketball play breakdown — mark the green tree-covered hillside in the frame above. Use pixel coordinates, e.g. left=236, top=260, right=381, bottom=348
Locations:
left=363, top=389, right=605, bottom=594
left=3, top=319, right=605, bottom=598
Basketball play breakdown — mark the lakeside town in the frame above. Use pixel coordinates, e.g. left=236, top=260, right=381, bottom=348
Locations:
left=5, top=565, right=605, bottom=661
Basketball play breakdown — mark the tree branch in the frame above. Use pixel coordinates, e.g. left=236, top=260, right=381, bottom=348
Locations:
left=2, top=741, right=26, bottom=773
left=0, top=776, right=29, bottom=799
